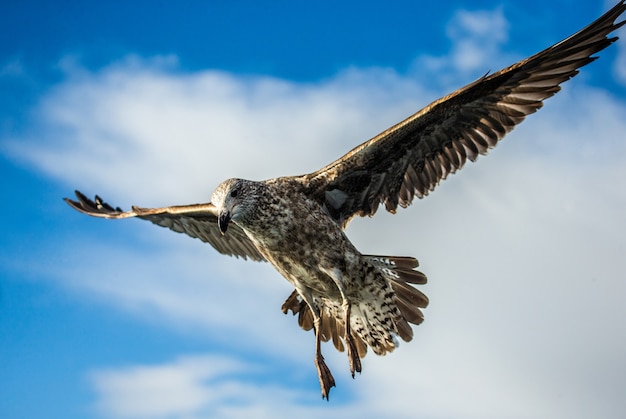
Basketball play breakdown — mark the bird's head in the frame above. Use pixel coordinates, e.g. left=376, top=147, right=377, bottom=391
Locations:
left=211, top=178, right=256, bottom=235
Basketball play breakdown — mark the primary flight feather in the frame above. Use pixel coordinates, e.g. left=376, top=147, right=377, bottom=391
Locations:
left=66, top=1, right=626, bottom=400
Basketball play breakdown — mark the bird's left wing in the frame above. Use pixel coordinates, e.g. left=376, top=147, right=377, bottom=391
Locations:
left=297, top=1, right=626, bottom=227
left=64, top=190, right=266, bottom=261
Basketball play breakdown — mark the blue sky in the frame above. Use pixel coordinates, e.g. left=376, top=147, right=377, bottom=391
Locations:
left=2, top=1, right=626, bottom=418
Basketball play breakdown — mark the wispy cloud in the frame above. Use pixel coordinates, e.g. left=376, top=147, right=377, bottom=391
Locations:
left=3, top=56, right=429, bottom=206
left=90, top=354, right=347, bottom=419
left=52, top=234, right=311, bottom=360
left=411, top=7, right=517, bottom=91
left=3, top=6, right=626, bottom=419
left=91, top=355, right=245, bottom=418
left=445, top=8, right=509, bottom=72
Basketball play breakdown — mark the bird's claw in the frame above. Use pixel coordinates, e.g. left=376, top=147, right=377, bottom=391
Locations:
left=315, top=353, right=336, bottom=400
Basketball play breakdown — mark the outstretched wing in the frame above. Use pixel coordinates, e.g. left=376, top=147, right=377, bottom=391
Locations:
left=298, top=2, right=626, bottom=226
left=64, top=190, right=266, bottom=261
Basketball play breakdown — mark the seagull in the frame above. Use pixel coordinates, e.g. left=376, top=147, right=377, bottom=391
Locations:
left=65, top=1, right=626, bottom=400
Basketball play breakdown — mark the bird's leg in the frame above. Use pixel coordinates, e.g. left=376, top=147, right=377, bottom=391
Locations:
left=342, top=300, right=362, bottom=378
left=313, top=315, right=336, bottom=400
left=298, top=287, right=335, bottom=399
left=322, top=266, right=362, bottom=378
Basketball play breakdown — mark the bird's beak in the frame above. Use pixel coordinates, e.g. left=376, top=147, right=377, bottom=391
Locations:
left=218, top=211, right=231, bottom=235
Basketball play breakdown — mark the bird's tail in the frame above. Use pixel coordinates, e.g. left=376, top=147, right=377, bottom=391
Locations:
left=349, top=255, right=428, bottom=356
left=281, top=255, right=428, bottom=357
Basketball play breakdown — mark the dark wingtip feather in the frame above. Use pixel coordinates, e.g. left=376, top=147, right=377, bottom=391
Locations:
left=64, top=190, right=126, bottom=217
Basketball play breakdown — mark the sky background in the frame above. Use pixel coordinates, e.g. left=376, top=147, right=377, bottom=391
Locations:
left=2, top=1, right=626, bottom=418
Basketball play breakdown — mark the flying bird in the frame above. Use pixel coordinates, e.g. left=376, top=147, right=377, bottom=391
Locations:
left=65, top=2, right=626, bottom=400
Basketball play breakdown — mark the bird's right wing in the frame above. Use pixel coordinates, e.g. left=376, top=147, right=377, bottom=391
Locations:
left=64, top=190, right=266, bottom=261
left=297, top=1, right=626, bottom=227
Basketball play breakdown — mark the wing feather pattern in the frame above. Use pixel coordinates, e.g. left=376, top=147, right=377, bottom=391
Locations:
left=64, top=190, right=265, bottom=261
left=299, top=2, right=626, bottom=226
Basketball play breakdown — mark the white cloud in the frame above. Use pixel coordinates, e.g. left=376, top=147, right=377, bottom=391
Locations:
left=4, top=57, right=429, bottom=206
left=52, top=234, right=312, bottom=360
left=348, top=121, right=626, bottom=418
left=91, top=355, right=237, bottom=418
left=412, top=7, right=517, bottom=91
left=90, top=354, right=347, bottom=419
left=4, top=7, right=626, bottom=419
left=445, top=8, right=509, bottom=72
left=337, top=83, right=626, bottom=418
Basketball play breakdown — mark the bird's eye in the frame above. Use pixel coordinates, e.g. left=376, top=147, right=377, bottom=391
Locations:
left=230, top=189, right=238, bottom=198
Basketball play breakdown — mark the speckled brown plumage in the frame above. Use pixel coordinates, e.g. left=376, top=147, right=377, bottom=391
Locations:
left=65, top=2, right=625, bottom=400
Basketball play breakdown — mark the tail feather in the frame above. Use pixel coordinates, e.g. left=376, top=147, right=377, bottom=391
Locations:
left=395, top=266, right=428, bottom=284
left=322, top=313, right=345, bottom=352
left=361, top=255, right=428, bottom=351
left=366, top=255, right=428, bottom=332
left=395, top=316, right=414, bottom=342
left=364, top=254, right=427, bottom=284
left=395, top=297, right=425, bottom=325
left=391, top=279, right=429, bottom=308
